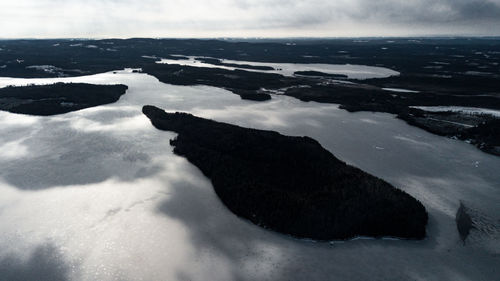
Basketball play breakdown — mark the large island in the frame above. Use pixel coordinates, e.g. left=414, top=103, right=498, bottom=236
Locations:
left=0, top=83, right=128, bottom=116
left=143, top=105, right=428, bottom=240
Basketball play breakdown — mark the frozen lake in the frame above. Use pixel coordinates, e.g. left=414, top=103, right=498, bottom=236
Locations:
left=0, top=70, right=499, bottom=280
left=156, top=56, right=400, bottom=79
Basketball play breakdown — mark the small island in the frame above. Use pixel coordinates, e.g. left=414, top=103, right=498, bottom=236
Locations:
left=143, top=105, right=428, bottom=240
left=0, top=83, right=128, bottom=116
left=196, top=57, right=275, bottom=71
left=294, top=71, right=348, bottom=79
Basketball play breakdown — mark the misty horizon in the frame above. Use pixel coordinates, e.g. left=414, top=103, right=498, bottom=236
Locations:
left=2, top=0, right=500, bottom=38
left=2, top=36, right=500, bottom=40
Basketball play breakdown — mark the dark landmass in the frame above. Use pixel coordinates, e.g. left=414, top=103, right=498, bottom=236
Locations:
left=196, top=57, right=275, bottom=71
left=0, top=83, right=128, bottom=116
left=397, top=109, right=500, bottom=155
left=2, top=38, right=498, bottom=82
left=141, top=63, right=297, bottom=101
left=459, top=119, right=500, bottom=155
left=456, top=202, right=474, bottom=244
left=289, top=84, right=500, bottom=111
left=142, top=105, right=428, bottom=240
left=0, top=38, right=499, bottom=154
left=294, top=71, right=348, bottom=79
left=397, top=109, right=477, bottom=136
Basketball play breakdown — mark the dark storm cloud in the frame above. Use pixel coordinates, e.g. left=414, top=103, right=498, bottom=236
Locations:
left=456, top=0, right=500, bottom=19
left=354, top=0, right=500, bottom=23
left=225, top=0, right=500, bottom=26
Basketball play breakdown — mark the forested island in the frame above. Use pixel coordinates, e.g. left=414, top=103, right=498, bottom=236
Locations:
left=0, top=83, right=128, bottom=116
left=195, top=57, right=275, bottom=71
left=143, top=105, right=428, bottom=240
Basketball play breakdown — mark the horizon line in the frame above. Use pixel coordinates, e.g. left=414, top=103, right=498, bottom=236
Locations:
left=1, top=35, right=500, bottom=41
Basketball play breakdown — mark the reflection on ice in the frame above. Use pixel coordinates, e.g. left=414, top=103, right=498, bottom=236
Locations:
left=0, top=111, right=39, bottom=126
left=0, top=139, right=29, bottom=160
left=0, top=70, right=499, bottom=280
left=0, top=243, right=71, bottom=281
left=69, top=112, right=148, bottom=133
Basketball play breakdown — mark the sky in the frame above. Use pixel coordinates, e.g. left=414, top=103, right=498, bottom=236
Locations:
left=1, top=0, right=500, bottom=38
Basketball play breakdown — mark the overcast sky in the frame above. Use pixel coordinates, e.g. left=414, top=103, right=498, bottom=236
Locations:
left=1, top=0, right=499, bottom=38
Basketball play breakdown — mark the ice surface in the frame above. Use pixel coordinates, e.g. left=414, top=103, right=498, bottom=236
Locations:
left=0, top=70, right=499, bottom=280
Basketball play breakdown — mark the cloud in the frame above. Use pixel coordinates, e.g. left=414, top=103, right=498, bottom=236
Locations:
left=355, top=0, right=500, bottom=23
left=0, top=0, right=499, bottom=37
